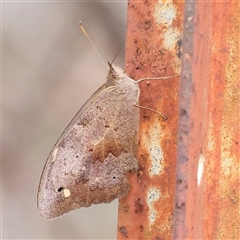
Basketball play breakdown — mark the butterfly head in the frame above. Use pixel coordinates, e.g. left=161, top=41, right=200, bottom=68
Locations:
left=106, top=62, right=127, bottom=87
left=108, top=62, right=125, bottom=77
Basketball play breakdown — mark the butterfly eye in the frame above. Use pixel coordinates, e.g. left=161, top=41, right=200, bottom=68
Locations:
left=75, top=155, right=79, bottom=158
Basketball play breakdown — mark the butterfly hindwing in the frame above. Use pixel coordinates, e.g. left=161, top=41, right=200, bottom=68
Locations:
left=37, top=65, right=139, bottom=219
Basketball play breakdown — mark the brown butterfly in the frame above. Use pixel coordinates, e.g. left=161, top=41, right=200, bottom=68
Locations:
left=37, top=63, right=140, bottom=219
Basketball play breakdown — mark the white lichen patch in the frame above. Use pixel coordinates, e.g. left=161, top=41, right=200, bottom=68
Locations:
left=154, top=0, right=182, bottom=51
left=147, top=188, right=161, bottom=225
left=142, top=120, right=164, bottom=177
left=150, top=145, right=163, bottom=176
left=154, top=1, right=177, bottom=26
left=163, top=28, right=181, bottom=51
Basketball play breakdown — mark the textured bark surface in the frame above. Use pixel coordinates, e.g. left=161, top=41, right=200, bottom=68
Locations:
left=175, top=1, right=240, bottom=239
left=118, top=1, right=183, bottom=239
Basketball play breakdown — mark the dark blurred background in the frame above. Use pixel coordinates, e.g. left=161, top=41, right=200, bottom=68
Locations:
left=2, top=2, right=127, bottom=239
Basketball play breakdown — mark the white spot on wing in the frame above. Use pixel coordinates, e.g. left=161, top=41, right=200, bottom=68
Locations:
left=63, top=188, right=71, bottom=198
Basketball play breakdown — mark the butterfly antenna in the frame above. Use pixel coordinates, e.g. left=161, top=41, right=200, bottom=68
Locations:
left=110, top=48, right=122, bottom=65
left=79, top=21, right=108, bottom=70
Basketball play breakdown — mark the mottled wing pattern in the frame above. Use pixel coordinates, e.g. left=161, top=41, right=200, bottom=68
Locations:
left=38, top=65, right=139, bottom=219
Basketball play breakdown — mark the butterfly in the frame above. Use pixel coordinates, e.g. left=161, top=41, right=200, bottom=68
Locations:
left=37, top=63, right=140, bottom=219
